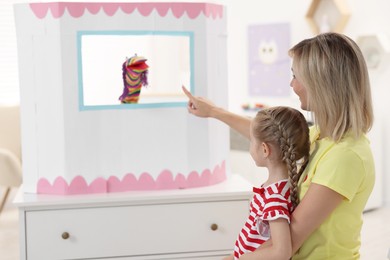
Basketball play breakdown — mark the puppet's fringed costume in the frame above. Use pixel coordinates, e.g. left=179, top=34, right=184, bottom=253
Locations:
left=119, top=55, right=149, bottom=104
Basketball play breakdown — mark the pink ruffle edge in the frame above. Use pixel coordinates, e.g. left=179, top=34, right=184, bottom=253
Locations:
left=29, top=2, right=224, bottom=19
left=37, top=160, right=226, bottom=195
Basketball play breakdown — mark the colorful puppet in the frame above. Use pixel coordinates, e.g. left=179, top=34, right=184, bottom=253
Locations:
left=119, top=54, right=149, bottom=104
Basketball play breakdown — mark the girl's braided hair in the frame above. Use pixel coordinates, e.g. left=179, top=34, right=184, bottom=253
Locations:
left=253, top=106, right=310, bottom=209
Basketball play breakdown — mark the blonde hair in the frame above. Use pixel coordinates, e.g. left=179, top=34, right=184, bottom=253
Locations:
left=289, top=33, right=373, bottom=142
left=253, top=106, right=310, bottom=209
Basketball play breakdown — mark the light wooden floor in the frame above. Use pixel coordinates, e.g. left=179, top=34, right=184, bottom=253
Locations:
left=1, top=188, right=389, bottom=260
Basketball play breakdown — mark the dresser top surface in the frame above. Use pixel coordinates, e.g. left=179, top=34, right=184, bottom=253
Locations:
left=14, top=174, right=253, bottom=209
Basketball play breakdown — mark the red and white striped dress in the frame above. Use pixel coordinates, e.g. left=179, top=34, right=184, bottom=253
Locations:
left=234, top=179, right=292, bottom=259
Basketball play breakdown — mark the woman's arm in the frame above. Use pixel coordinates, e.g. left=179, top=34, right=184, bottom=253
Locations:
left=247, top=183, right=344, bottom=258
left=239, top=218, right=292, bottom=260
left=289, top=183, right=344, bottom=254
left=182, top=86, right=251, bottom=139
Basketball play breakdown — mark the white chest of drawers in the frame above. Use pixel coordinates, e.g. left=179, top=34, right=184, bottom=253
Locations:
left=14, top=174, right=253, bottom=260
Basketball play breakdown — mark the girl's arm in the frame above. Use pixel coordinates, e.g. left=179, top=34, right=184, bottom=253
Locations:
left=239, top=218, right=292, bottom=260
left=182, top=86, right=251, bottom=139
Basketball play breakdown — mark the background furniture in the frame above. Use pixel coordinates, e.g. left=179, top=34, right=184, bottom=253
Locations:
left=14, top=174, right=252, bottom=260
left=306, top=0, right=351, bottom=34
left=0, top=105, right=22, bottom=214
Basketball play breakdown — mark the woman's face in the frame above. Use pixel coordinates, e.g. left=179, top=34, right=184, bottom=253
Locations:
left=290, top=66, right=309, bottom=111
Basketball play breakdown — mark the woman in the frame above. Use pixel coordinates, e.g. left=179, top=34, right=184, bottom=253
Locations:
left=182, top=32, right=375, bottom=259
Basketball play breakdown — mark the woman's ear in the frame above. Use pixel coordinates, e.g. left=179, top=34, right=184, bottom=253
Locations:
left=262, top=142, right=271, bottom=158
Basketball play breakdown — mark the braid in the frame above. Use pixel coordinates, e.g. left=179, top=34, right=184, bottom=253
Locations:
left=276, top=121, right=300, bottom=209
left=253, top=106, right=311, bottom=211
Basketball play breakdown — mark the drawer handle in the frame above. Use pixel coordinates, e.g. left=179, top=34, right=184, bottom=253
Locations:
left=61, top=232, right=70, bottom=240
left=210, top=223, right=218, bottom=231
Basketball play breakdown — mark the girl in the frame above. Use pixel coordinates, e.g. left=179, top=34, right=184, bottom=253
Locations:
left=229, top=106, right=310, bottom=260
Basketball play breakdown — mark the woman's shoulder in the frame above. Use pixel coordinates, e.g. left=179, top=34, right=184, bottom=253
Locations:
left=332, top=132, right=371, bottom=153
left=311, top=126, right=371, bottom=152
left=317, top=132, right=373, bottom=167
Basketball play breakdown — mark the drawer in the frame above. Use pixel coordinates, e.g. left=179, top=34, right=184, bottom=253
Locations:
left=25, top=200, right=248, bottom=259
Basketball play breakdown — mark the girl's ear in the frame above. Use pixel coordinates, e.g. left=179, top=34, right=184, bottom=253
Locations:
left=262, top=142, right=271, bottom=158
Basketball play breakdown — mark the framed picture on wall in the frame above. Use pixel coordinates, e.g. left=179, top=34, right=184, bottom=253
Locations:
left=248, top=23, right=291, bottom=97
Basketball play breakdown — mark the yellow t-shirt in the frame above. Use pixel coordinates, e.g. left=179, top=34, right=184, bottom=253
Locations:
left=292, top=127, right=375, bottom=260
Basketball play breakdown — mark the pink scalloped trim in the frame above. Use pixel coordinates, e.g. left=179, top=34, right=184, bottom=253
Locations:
left=29, top=2, right=224, bottom=19
left=37, top=160, right=226, bottom=195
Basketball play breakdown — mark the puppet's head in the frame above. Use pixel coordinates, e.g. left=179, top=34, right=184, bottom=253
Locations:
left=119, top=54, right=149, bottom=104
